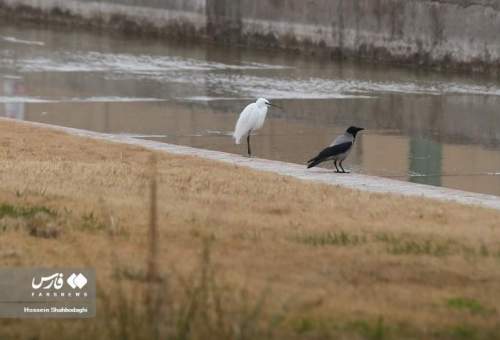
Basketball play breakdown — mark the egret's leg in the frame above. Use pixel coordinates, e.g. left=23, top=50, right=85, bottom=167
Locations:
left=247, top=131, right=252, bottom=157
left=334, top=160, right=340, bottom=173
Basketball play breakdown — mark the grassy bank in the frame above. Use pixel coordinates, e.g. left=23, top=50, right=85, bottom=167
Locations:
left=0, top=119, right=500, bottom=339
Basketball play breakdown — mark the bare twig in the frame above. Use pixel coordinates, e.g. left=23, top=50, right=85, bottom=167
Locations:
left=147, top=153, right=158, bottom=282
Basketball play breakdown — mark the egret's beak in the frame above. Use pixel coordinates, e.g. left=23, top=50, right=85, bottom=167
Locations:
left=268, top=103, right=283, bottom=110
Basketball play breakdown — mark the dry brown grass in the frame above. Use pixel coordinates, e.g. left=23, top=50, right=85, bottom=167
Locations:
left=0, top=119, right=500, bottom=339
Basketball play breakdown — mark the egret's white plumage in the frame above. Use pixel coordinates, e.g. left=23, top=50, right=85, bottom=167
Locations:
left=233, top=98, right=269, bottom=144
left=233, top=98, right=277, bottom=156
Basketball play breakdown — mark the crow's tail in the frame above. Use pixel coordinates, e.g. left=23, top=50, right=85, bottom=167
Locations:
left=307, top=157, right=322, bottom=169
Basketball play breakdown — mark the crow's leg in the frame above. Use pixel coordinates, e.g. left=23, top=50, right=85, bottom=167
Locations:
left=339, top=161, right=349, bottom=173
left=334, top=160, right=340, bottom=173
left=247, top=130, right=252, bottom=157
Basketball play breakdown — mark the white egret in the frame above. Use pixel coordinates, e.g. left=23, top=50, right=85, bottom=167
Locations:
left=233, top=98, right=281, bottom=157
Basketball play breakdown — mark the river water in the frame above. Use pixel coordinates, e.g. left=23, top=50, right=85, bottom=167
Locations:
left=1, top=23, right=500, bottom=196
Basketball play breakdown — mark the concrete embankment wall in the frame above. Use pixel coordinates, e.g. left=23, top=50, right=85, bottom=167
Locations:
left=1, top=0, right=500, bottom=73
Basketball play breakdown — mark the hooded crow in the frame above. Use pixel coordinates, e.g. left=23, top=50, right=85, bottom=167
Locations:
left=307, top=126, right=364, bottom=173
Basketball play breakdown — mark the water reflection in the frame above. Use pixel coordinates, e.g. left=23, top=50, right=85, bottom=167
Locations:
left=1, top=22, right=500, bottom=196
left=409, top=138, right=442, bottom=187
left=1, top=76, right=25, bottom=120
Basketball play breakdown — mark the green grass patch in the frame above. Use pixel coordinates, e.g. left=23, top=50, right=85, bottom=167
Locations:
left=446, top=297, right=495, bottom=316
left=388, top=239, right=452, bottom=256
left=295, top=231, right=367, bottom=247
left=375, top=233, right=454, bottom=257
left=291, top=317, right=317, bottom=334
left=346, top=317, right=389, bottom=340
left=375, top=233, right=500, bottom=260
left=447, top=324, right=479, bottom=340
left=0, top=203, right=59, bottom=236
left=0, top=203, right=56, bottom=219
left=79, top=212, right=107, bottom=232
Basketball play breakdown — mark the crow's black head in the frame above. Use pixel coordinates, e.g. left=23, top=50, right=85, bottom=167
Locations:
left=346, top=126, right=364, bottom=137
